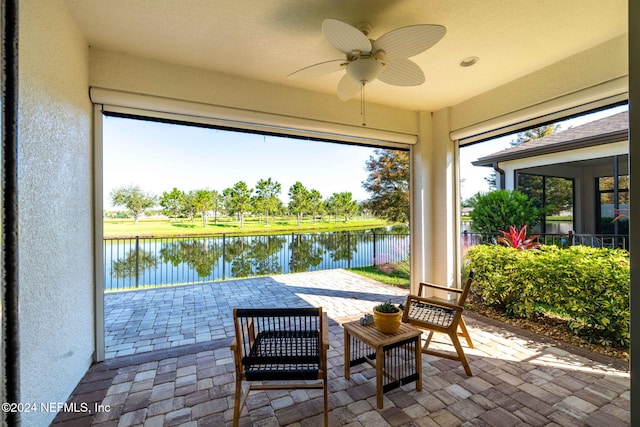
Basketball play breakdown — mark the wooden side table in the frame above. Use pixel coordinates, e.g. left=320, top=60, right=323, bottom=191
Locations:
left=343, top=320, right=422, bottom=409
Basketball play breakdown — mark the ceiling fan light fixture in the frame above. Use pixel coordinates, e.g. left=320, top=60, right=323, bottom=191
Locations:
left=346, top=58, right=383, bottom=83
left=291, top=18, right=447, bottom=125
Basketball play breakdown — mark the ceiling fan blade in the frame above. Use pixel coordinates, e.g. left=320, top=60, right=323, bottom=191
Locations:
left=288, top=59, right=346, bottom=79
left=322, top=18, right=371, bottom=54
left=373, top=24, right=446, bottom=60
left=377, top=59, right=425, bottom=86
left=337, top=74, right=361, bottom=101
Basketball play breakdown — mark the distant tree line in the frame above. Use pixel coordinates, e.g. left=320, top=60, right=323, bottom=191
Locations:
left=109, top=149, right=410, bottom=226
left=109, top=180, right=361, bottom=228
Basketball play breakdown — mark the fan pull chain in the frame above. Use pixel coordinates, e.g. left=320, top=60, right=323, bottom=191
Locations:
left=360, top=82, right=367, bottom=126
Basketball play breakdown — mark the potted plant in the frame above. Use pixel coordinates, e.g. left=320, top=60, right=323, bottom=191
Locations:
left=373, top=300, right=402, bottom=333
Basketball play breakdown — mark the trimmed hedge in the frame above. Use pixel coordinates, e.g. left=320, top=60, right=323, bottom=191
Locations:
left=465, top=245, right=630, bottom=346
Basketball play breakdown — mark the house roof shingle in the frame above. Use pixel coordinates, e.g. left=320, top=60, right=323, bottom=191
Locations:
left=472, top=110, right=629, bottom=167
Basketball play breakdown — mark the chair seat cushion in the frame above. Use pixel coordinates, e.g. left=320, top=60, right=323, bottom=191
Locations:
left=406, top=301, right=455, bottom=328
left=243, top=330, right=320, bottom=381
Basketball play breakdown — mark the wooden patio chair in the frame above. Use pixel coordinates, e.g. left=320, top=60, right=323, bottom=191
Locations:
left=231, top=307, right=329, bottom=427
left=402, top=270, right=475, bottom=376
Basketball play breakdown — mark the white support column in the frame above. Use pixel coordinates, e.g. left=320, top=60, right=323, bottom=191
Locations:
left=411, top=110, right=459, bottom=294
left=94, top=105, right=105, bottom=362
left=628, top=1, right=639, bottom=423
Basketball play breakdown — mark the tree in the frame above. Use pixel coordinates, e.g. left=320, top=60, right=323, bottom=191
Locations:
left=339, top=192, right=359, bottom=221
left=358, top=201, right=372, bottom=218
left=468, top=189, right=541, bottom=234
left=510, top=124, right=560, bottom=147
left=211, top=190, right=222, bottom=224
left=181, top=191, right=197, bottom=222
left=223, top=181, right=253, bottom=228
left=325, top=194, right=339, bottom=223
left=484, top=173, right=497, bottom=191
left=327, top=192, right=358, bottom=222
left=253, top=178, right=281, bottom=225
left=159, top=187, right=186, bottom=220
left=110, top=185, right=156, bottom=224
left=191, top=189, right=214, bottom=228
left=288, top=181, right=310, bottom=226
left=308, top=189, right=325, bottom=223
left=362, top=149, right=409, bottom=223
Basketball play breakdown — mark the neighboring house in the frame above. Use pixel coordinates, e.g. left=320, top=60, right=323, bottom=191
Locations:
left=472, top=111, right=629, bottom=236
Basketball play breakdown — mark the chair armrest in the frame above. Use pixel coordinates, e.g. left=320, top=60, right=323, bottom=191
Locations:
left=322, top=312, right=329, bottom=349
left=418, top=282, right=463, bottom=295
left=405, top=294, right=464, bottom=313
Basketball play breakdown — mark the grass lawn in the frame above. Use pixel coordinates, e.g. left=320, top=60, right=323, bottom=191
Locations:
left=104, top=216, right=398, bottom=238
left=348, top=265, right=410, bottom=288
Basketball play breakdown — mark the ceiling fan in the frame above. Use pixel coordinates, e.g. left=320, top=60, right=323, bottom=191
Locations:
left=288, top=18, right=446, bottom=102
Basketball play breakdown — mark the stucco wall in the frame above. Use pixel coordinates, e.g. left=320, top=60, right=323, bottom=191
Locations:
left=450, top=35, right=628, bottom=135
left=19, top=1, right=93, bottom=425
left=89, top=49, right=418, bottom=136
left=411, top=109, right=458, bottom=290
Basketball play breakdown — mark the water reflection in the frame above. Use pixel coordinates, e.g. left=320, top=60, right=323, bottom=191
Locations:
left=160, top=238, right=223, bottom=277
left=227, top=235, right=287, bottom=277
left=289, top=234, right=323, bottom=273
left=104, top=229, right=410, bottom=290
left=111, top=250, right=157, bottom=279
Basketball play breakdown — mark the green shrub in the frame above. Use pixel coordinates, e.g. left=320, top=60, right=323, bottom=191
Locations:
left=468, top=189, right=541, bottom=234
left=465, top=244, right=629, bottom=346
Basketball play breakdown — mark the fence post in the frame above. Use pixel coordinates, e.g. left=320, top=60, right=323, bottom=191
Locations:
left=291, top=232, right=295, bottom=271
left=347, top=231, right=351, bottom=269
left=222, top=234, right=226, bottom=280
left=135, top=236, right=140, bottom=288
left=567, top=231, right=573, bottom=247
left=373, top=232, right=377, bottom=266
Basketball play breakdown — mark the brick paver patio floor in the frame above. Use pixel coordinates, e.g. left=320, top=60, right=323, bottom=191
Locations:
left=53, top=269, right=630, bottom=426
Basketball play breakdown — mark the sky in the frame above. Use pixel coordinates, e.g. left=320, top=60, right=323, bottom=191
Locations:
left=103, top=104, right=628, bottom=209
left=103, top=117, right=378, bottom=209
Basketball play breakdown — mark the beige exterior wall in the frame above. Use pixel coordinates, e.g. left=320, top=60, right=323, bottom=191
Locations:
left=18, top=1, right=93, bottom=425
left=89, top=49, right=418, bottom=136
left=450, top=35, right=628, bottom=136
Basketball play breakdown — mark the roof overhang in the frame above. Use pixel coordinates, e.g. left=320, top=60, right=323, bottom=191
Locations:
left=472, top=129, right=629, bottom=167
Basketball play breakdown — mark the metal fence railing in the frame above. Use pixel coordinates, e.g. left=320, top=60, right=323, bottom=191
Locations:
left=104, top=231, right=410, bottom=291
left=461, top=231, right=629, bottom=254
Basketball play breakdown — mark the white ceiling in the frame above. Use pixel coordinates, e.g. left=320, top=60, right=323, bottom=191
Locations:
left=63, top=0, right=628, bottom=111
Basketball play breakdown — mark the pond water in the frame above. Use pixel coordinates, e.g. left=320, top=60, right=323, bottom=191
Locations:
left=104, top=227, right=410, bottom=290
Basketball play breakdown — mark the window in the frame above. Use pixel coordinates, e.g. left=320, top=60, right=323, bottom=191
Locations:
left=596, top=175, right=629, bottom=235
left=517, top=173, right=574, bottom=234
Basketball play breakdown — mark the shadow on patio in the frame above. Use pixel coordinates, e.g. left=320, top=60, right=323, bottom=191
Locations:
left=53, top=269, right=630, bottom=426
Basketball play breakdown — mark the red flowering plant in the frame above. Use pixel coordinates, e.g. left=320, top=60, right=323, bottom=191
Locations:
left=497, top=225, right=541, bottom=250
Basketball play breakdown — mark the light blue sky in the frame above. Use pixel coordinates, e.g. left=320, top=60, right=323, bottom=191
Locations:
left=103, top=104, right=627, bottom=209
left=103, top=117, right=378, bottom=209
